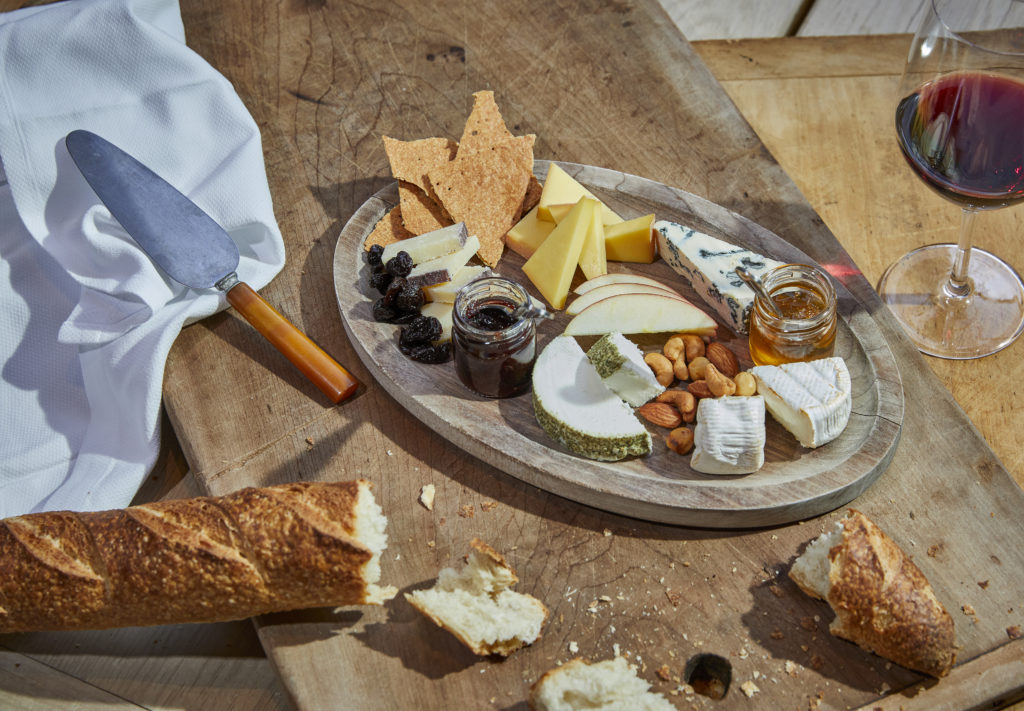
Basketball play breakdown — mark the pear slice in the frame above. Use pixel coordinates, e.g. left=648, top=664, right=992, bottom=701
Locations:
left=573, top=272, right=681, bottom=296
left=563, top=292, right=717, bottom=337
left=566, top=283, right=690, bottom=316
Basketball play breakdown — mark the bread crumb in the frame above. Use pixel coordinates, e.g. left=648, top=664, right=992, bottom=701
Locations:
left=770, top=629, right=784, bottom=640
left=785, top=660, right=798, bottom=676
left=427, top=540, right=436, bottom=548
left=768, top=584, right=783, bottom=597
left=419, top=484, right=435, bottom=511
left=740, top=680, right=760, bottom=698
left=603, top=528, right=612, bottom=536
left=809, top=654, right=824, bottom=670
left=481, top=501, right=498, bottom=512
left=978, top=580, right=990, bottom=589
left=800, top=616, right=817, bottom=631
left=962, top=604, right=976, bottom=616
left=568, top=641, right=579, bottom=654
left=656, top=664, right=671, bottom=681
left=1007, top=625, right=1022, bottom=640
left=927, top=543, right=941, bottom=557
left=665, top=590, right=682, bottom=607
left=304, top=437, right=314, bottom=450
left=458, top=504, right=475, bottom=518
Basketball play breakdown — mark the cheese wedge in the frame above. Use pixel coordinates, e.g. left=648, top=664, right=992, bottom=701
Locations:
left=586, top=333, right=664, bottom=406
left=563, top=292, right=717, bottom=337
left=749, top=357, right=851, bottom=448
left=577, top=202, right=607, bottom=281
left=537, top=164, right=622, bottom=224
left=522, top=198, right=597, bottom=309
left=532, top=336, right=651, bottom=461
left=381, top=222, right=468, bottom=265
left=654, top=220, right=783, bottom=335
left=506, top=206, right=555, bottom=260
left=420, top=301, right=453, bottom=343
left=406, top=235, right=480, bottom=288
left=691, top=396, right=766, bottom=475
left=422, top=265, right=493, bottom=303
left=604, top=214, right=656, bottom=263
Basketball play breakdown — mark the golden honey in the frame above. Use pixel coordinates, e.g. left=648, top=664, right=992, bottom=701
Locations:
left=748, top=264, right=837, bottom=366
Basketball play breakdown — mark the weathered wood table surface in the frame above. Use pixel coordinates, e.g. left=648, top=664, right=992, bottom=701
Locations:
left=2, top=1, right=1024, bottom=709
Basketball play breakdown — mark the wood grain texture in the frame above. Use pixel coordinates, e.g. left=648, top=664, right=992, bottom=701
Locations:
left=151, top=1, right=1024, bottom=708
left=337, top=163, right=902, bottom=527
left=799, top=0, right=1024, bottom=36
left=657, top=0, right=807, bottom=40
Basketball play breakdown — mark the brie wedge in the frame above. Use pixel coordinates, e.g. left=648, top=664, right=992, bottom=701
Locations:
left=691, top=396, right=766, bottom=475
left=654, top=220, right=783, bottom=335
left=533, top=336, right=651, bottom=461
left=750, top=357, right=851, bottom=448
left=586, top=332, right=665, bottom=407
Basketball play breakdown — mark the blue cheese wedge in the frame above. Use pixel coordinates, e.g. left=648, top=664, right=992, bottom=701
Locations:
left=654, top=220, right=783, bottom=335
left=585, top=333, right=664, bottom=407
left=533, top=336, right=651, bottom=461
left=749, top=357, right=851, bottom=448
left=691, top=396, right=766, bottom=475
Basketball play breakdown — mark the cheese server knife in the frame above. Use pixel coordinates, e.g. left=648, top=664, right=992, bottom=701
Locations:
left=65, top=129, right=359, bottom=404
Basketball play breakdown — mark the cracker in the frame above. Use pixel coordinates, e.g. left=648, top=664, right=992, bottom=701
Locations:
left=458, top=91, right=514, bottom=156
left=398, top=181, right=452, bottom=234
left=428, top=134, right=535, bottom=267
left=518, top=174, right=543, bottom=220
left=364, top=206, right=414, bottom=251
left=382, top=136, right=458, bottom=194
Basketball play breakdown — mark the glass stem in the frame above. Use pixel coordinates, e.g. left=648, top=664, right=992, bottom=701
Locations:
left=945, top=207, right=977, bottom=299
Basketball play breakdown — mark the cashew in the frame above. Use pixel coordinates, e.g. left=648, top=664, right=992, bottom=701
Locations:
left=706, top=363, right=737, bottom=397
left=644, top=352, right=674, bottom=387
left=682, top=334, right=705, bottom=363
left=673, top=357, right=690, bottom=382
left=656, top=389, right=696, bottom=417
left=663, top=335, right=685, bottom=363
left=688, top=356, right=710, bottom=381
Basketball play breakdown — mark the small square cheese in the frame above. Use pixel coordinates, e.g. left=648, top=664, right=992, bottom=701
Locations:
left=691, top=396, right=766, bottom=475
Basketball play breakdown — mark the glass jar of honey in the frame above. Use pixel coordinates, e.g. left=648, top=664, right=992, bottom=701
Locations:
left=748, top=264, right=837, bottom=366
left=452, top=276, right=537, bottom=398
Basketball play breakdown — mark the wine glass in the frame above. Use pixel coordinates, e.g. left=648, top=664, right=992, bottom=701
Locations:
left=878, top=0, right=1024, bottom=359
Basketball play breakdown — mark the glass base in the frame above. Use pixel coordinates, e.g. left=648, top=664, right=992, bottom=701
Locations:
left=877, top=244, right=1024, bottom=359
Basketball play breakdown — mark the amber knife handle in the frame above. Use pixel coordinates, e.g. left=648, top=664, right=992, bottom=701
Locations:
left=224, top=280, right=359, bottom=404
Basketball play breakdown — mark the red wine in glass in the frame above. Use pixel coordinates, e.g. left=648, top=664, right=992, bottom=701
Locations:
left=895, top=71, right=1024, bottom=210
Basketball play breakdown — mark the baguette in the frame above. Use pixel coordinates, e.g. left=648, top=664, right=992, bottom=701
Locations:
left=789, top=509, right=955, bottom=677
left=406, top=538, right=548, bottom=656
left=0, top=480, right=395, bottom=633
left=529, top=657, right=676, bottom=711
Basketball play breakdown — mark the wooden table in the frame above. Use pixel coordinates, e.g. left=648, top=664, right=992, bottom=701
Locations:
left=2, top=3, right=1024, bottom=710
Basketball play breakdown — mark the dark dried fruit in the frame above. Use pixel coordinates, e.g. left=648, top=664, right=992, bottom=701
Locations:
left=369, top=266, right=394, bottom=294
left=372, top=298, right=398, bottom=323
left=406, top=342, right=451, bottom=364
left=399, top=316, right=443, bottom=349
left=382, top=276, right=408, bottom=306
left=385, top=251, right=413, bottom=278
left=395, top=283, right=425, bottom=312
left=366, top=244, right=384, bottom=267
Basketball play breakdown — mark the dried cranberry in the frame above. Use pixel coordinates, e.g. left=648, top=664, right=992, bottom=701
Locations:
left=385, top=251, right=414, bottom=278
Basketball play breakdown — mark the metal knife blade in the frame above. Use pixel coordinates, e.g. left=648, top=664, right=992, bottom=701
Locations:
left=65, top=130, right=239, bottom=290
left=64, top=130, right=359, bottom=404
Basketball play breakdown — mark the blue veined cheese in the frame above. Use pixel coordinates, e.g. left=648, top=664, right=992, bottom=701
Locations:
left=585, top=332, right=665, bottom=407
left=654, top=220, right=783, bottom=335
left=691, top=396, right=767, bottom=475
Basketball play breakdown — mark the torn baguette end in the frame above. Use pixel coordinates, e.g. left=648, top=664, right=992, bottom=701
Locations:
left=353, top=480, right=397, bottom=604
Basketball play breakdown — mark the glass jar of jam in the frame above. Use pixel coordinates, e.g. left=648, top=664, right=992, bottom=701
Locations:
left=452, top=276, right=537, bottom=398
left=748, top=264, right=837, bottom=366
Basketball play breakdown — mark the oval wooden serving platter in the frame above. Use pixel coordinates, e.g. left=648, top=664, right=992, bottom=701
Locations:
left=334, top=161, right=903, bottom=527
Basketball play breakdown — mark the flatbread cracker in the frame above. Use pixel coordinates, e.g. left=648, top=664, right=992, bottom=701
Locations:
left=458, top=91, right=514, bottom=156
left=398, top=181, right=452, bottom=234
left=429, top=135, right=535, bottom=267
left=365, top=206, right=414, bottom=251
left=518, top=174, right=543, bottom=219
left=382, top=136, right=458, bottom=194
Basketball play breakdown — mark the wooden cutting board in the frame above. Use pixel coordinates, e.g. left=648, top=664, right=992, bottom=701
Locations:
left=165, top=2, right=1024, bottom=708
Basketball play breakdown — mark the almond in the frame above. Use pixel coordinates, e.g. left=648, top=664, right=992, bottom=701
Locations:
left=687, top=380, right=712, bottom=399
left=706, top=342, right=739, bottom=377
left=636, top=402, right=682, bottom=428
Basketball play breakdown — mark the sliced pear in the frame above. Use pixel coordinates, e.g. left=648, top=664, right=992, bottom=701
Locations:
left=566, top=282, right=689, bottom=316
left=563, top=292, right=717, bottom=337
left=574, top=272, right=681, bottom=296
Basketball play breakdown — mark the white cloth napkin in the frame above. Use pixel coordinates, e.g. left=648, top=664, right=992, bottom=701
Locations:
left=0, top=0, right=285, bottom=517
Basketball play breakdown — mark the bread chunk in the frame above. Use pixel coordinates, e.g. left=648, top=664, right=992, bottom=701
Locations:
left=790, top=509, right=956, bottom=677
left=406, top=538, right=548, bottom=656
left=529, top=657, right=675, bottom=711
left=0, top=480, right=395, bottom=632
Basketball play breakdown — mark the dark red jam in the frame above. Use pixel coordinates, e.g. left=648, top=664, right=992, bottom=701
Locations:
left=452, top=279, right=536, bottom=398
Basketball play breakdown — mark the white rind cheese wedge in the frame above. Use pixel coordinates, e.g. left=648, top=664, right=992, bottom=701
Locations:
left=532, top=336, right=651, bottom=461
left=750, top=357, right=851, bottom=448
left=586, top=333, right=665, bottom=407
left=691, top=396, right=766, bottom=475
left=381, top=222, right=468, bottom=265
left=654, top=220, right=783, bottom=335
left=422, top=265, right=493, bottom=303
left=406, top=235, right=480, bottom=288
